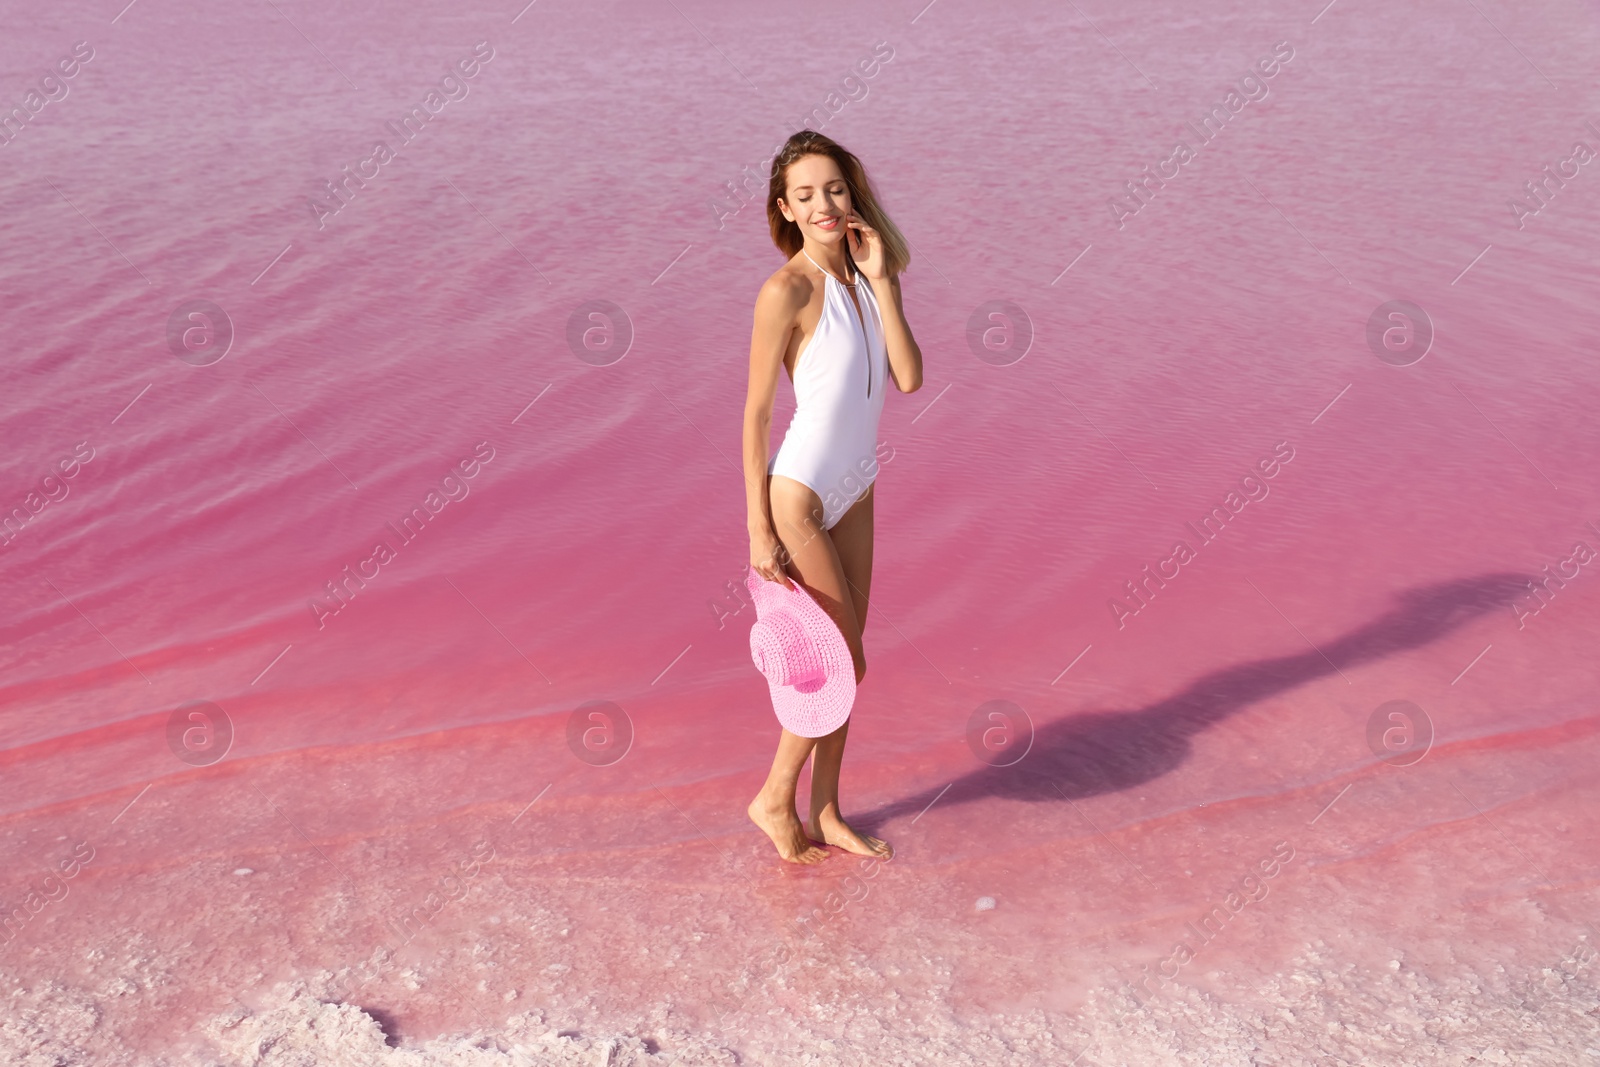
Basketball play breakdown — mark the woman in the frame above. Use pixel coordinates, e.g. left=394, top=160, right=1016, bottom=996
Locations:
left=742, top=130, right=923, bottom=864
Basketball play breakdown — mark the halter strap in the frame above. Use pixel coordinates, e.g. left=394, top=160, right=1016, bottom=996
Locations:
left=801, top=248, right=856, bottom=286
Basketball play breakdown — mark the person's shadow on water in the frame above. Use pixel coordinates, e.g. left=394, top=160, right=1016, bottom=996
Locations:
left=860, top=572, right=1528, bottom=826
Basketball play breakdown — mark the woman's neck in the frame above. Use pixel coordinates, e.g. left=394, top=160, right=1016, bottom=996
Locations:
left=804, top=241, right=854, bottom=282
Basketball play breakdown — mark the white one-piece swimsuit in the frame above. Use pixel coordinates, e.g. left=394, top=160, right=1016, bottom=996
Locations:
left=768, top=249, right=889, bottom=530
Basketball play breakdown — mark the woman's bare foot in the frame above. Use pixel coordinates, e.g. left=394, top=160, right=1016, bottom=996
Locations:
left=808, top=810, right=893, bottom=859
left=748, top=796, right=829, bottom=864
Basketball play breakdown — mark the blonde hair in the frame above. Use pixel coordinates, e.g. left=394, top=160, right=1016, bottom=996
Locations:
left=766, top=130, right=910, bottom=277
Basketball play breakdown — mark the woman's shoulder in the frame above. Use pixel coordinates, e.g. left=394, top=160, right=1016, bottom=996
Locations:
left=755, top=258, right=815, bottom=313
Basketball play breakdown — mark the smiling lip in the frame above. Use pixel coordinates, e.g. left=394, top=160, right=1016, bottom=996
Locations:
left=814, top=216, right=840, bottom=229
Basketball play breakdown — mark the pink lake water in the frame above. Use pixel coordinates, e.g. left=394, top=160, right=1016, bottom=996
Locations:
left=3, top=0, right=1600, bottom=1064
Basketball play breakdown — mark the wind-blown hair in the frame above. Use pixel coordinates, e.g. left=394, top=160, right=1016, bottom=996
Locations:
left=766, top=130, right=910, bottom=277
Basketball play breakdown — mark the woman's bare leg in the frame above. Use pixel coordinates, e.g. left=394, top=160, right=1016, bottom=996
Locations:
left=747, top=728, right=828, bottom=864
left=748, top=476, right=851, bottom=870
left=805, top=718, right=889, bottom=857
left=802, top=484, right=891, bottom=858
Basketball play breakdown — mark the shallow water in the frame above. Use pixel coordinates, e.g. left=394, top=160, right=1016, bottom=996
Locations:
left=3, top=0, right=1600, bottom=1064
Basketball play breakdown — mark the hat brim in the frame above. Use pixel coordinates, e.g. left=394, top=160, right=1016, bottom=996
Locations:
left=747, top=567, right=857, bottom=738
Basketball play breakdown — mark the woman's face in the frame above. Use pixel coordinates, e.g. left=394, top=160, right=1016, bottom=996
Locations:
left=778, top=153, right=851, bottom=244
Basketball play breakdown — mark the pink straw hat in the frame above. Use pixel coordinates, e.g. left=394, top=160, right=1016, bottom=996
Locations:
left=746, top=565, right=856, bottom=738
